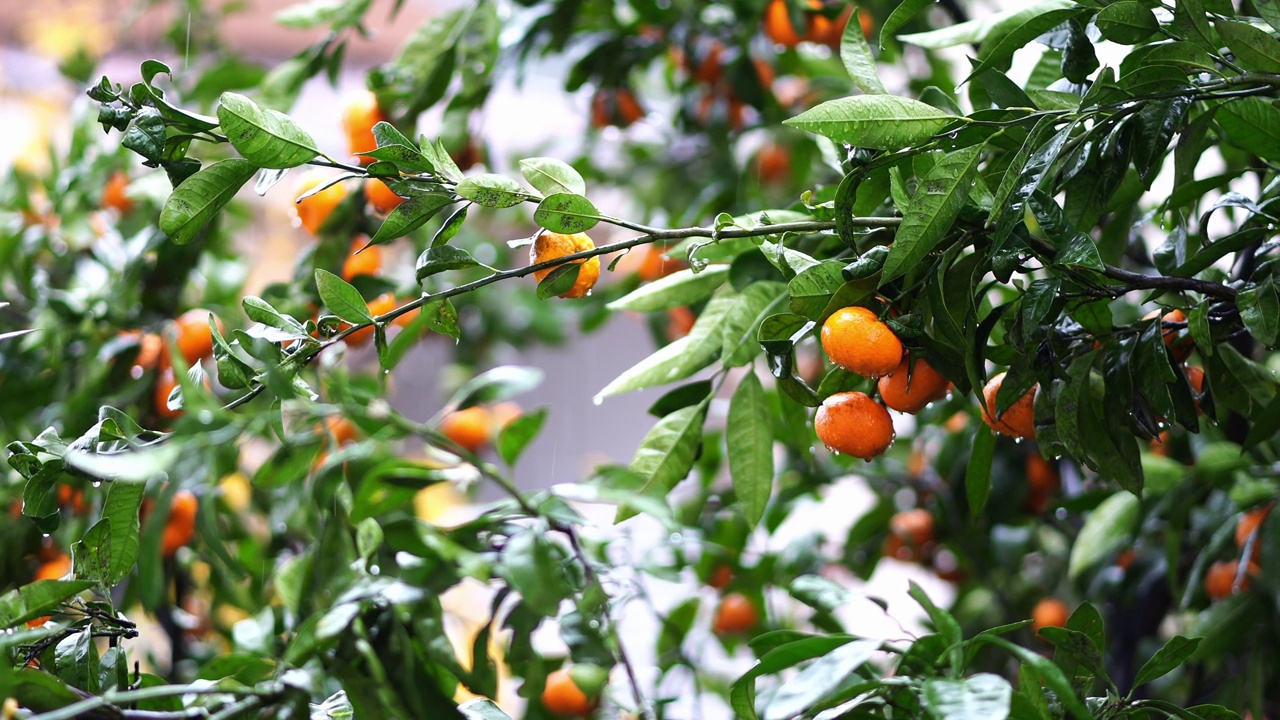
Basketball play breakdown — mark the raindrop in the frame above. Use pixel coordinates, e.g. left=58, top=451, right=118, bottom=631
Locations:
left=591, top=394, right=604, bottom=406
left=669, top=533, right=683, bottom=544
left=1014, top=437, right=1024, bottom=444
left=831, top=449, right=841, bottom=456
left=369, top=565, right=380, bottom=575
left=1055, top=507, right=1068, bottom=520
left=91, top=481, right=102, bottom=488
left=41, top=533, right=51, bottom=539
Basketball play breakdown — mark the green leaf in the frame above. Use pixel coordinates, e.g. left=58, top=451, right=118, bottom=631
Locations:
left=1237, top=278, right=1280, bottom=347
left=899, top=1, right=1073, bottom=49
left=449, top=366, right=544, bottom=410
left=1133, top=635, right=1201, bottom=687
left=840, top=13, right=887, bottom=94
left=497, top=408, right=547, bottom=467
left=459, top=698, right=514, bottom=720
left=518, top=157, right=586, bottom=197
left=730, top=636, right=860, bottom=720
left=727, top=373, right=773, bottom=528
left=1217, top=97, right=1280, bottom=163
left=315, top=269, right=371, bottom=324
left=788, top=261, right=850, bottom=321
left=455, top=173, right=526, bottom=208
left=880, top=0, right=933, bottom=50
left=970, top=635, right=1090, bottom=720
left=1095, top=2, right=1159, bottom=44
left=371, top=193, right=455, bottom=244
left=967, top=7, right=1086, bottom=80
left=534, top=193, right=601, bottom=234
left=535, top=263, right=583, bottom=299
left=619, top=404, right=707, bottom=523
left=762, top=639, right=881, bottom=720
left=216, top=92, right=321, bottom=168
left=100, top=482, right=145, bottom=584
left=1217, top=19, right=1280, bottom=73
left=881, top=145, right=983, bottom=282
left=497, top=529, right=570, bottom=616
left=1067, top=491, right=1140, bottom=581
left=607, top=265, right=731, bottom=313
left=923, top=674, right=1012, bottom=720
left=0, top=580, right=96, bottom=627
left=159, top=158, right=257, bottom=245
left=1258, top=0, right=1280, bottom=33
left=722, top=282, right=787, bottom=367
left=415, top=246, right=487, bottom=282
left=597, top=291, right=736, bottom=398
left=784, top=95, right=956, bottom=150
left=910, top=580, right=962, bottom=652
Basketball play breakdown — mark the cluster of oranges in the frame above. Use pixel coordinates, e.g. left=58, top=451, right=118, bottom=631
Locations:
left=814, top=305, right=951, bottom=461
left=119, top=308, right=222, bottom=422
left=762, top=0, right=865, bottom=49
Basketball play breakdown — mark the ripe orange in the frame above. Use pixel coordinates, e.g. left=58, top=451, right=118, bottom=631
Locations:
left=821, top=306, right=902, bottom=378
left=981, top=373, right=1038, bottom=440
left=171, top=308, right=222, bottom=365
left=708, top=564, right=734, bottom=591
left=666, top=306, right=697, bottom=342
left=754, top=143, right=791, bottom=185
left=341, top=237, right=382, bottom=282
left=391, top=299, right=421, bottom=328
left=1185, top=365, right=1205, bottom=414
left=161, top=490, right=198, bottom=558
left=120, top=330, right=163, bottom=374
left=451, top=139, right=483, bottom=172
left=344, top=293, right=398, bottom=347
left=57, top=484, right=87, bottom=515
left=1144, top=308, right=1193, bottom=360
left=591, top=88, right=645, bottom=129
left=102, top=171, right=134, bottom=214
left=814, top=391, right=895, bottom=460
left=877, top=357, right=950, bottom=414
left=1031, top=598, right=1070, bottom=635
left=753, top=56, right=776, bottom=91
left=806, top=4, right=851, bottom=47
left=293, top=171, right=348, bottom=236
left=492, top=402, right=522, bottom=432
left=34, top=552, right=72, bottom=581
left=1236, top=505, right=1272, bottom=560
left=890, top=509, right=934, bottom=547
left=693, top=41, right=725, bottom=85
left=364, top=178, right=405, bottom=214
left=342, top=90, right=388, bottom=165
left=441, top=406, right=492, bottom=453
left=323, top=416, right=360, bottom=447
left=633, top=244, right=684, bottom=282
left=713, top=592, right=760, bottom=635
left=541, top=668, right=599, bottom=718
left=530, top=231, right=601, bottom=299
left=1204, top=559, right=1258, bottom=600
left=154, top=368, right=183, bottom=420
left=1115, top=548, right=1138, bottom=571
left=763, top=0, right=803, bottom=47
left=1025, top=453, right=1060, bottom=514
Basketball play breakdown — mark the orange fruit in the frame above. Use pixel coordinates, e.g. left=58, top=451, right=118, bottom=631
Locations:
left=154, top=368, right=183, bottom=420
left=1151, top=430, right=1172, bottom=457
left=492, top=402, right=522, bottom=432
left=341, top=237, right=382, bottom=282
left=119, top=330, right=163, bottom=374
left=821, top=306, right=902, bottom=378
left=161, top=490, right=198, bottom=558
left=877, top=357, right=950, bottom=414
left=364, top=178, right=405, bottom=214
left=541, top=668, right=599, bottom=718
left=391, top=299, right=421, bottom=329
left=713, top=592, right=759, bottom=635
left=451, top=139, right=483, bottom=172
left=441, top=406, right=492, bottom=453
left=634, top=244, right=684, bottom=282
left=763, top=0, right=803, bottom=47
left=342, top=90, right=388, bottom=164
left=323, top=416, right=360, bottom=447
left=102, top=171, right=134, bottom=214
left=293, top=171, right=348, bottom=236
left=344, top=293, right=398, bottom=347
left=1185, top=365, right=1205, bottom=414
left=57, top=484, right=87, bottom=515
left=1025, top=453, right=1060, bottom=514
left=859, top=8, right=874, bottom=38
left=754, top=143, right=791, bottom=185
left=1031, top=598, right=1070, bottom=635
left=34, top=552, right=72, bottom=581
left=591, top=88, right=645, bottom=129
left=693, top=41, right=725, bottom=85
left=666, top=306, right=696, bottom=342
left=1236, top=504, right=1272, bottom=560
left=805, top=1, right=850, bottom=47
left=171, top=308, right=222, bottom=365
left=890, top=509, right=934, bottom=547
left=981, top=372, right=1038, bottom=440
left=1144, top=308, right=1193, bottom=360
left=1204, top=559, right=1258, bottom=600
left=814, top=391, right=895, bottom=460
left=1115, top=549, right=1138, bottom=571
left=708, top=564, right=734, bottom=591
left=530, top=231, right=601, bottom=299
